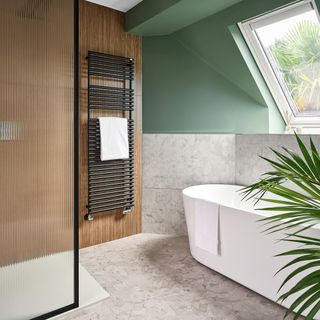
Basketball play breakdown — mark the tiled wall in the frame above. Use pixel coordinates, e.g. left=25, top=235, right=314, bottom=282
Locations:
left=143, top=134, right=320, bottom=235
left=235, top=134, right=320, bottom=185
left=142, top=134, right=235, bottom=235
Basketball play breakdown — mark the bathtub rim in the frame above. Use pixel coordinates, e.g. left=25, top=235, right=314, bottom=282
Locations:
left=182, top=183, right=320, bottom=229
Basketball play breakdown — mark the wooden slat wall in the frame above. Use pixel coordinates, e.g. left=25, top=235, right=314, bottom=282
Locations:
left=79, top=0, right=142, bottom=248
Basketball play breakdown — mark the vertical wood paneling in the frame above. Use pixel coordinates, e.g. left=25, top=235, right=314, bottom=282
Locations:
left=79, top=0, right=142, bottom=248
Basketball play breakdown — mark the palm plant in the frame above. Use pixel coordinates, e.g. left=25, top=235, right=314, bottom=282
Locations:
left=241, top=134, right=320, bottom=319
left=269, top=20, right=320, bottom=112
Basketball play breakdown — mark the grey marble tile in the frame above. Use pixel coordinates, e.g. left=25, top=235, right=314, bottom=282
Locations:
left=235, top=134, right=320, bottom=186
left=235, top=135, right=270, bottom=186
left=142, top=134, right=236, bottom=235
left=56, top=234, right=298, bottom=320
left=143, top=134, right=236, bottom=189
left=142, top=188, right=187, bottom=235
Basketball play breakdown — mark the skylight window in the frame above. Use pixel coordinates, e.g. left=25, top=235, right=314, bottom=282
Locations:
left=239, top=0, right=320, bottom=129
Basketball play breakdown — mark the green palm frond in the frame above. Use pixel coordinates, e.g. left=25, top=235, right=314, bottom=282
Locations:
left=269, top=20, right=320, bottom=112
left=241, top=134, right=320, bottom=319
left=271, top=20, right=320, bottom=69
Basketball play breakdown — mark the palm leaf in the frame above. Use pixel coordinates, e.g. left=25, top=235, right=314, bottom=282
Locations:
left=241, top=134, right=320, bottom=319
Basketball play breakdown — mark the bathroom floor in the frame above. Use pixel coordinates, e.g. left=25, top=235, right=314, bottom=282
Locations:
left=57, top=234, right=301, bottom=320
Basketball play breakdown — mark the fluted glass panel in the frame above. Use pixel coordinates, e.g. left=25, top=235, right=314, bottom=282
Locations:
left=0, top=1, right=75, bottom=319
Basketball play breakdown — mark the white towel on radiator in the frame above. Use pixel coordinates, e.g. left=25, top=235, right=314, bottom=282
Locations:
left=195, top=199, right=220, bottom=255
left=99, top=117, right=129, bottom=161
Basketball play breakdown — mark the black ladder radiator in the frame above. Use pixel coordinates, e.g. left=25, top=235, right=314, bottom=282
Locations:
left=85, top=51, right=134, bottom=221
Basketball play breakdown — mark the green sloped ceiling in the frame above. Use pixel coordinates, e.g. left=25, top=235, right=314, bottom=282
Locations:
left=126, top=0, right=243, bottom=36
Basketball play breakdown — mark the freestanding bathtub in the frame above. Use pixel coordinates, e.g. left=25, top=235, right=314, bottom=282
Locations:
left=183, top=184, right=320, bottom=318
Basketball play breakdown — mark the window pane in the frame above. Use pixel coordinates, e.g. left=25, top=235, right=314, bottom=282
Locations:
left=255, top=8, right=320, bottom=117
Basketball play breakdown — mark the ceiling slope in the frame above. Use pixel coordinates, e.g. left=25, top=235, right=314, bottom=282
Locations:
left=86, top=0, right=143, bottom=12
left=125, top=0, right=243, bottom=36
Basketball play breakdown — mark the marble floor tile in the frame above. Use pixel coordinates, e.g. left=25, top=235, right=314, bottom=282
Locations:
left=57, top=234, right=301, bottom=320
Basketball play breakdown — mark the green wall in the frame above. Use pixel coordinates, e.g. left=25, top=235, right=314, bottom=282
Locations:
left=143, top=36, right=269, bottom=133
left=142, top=0, right=318, bottom=133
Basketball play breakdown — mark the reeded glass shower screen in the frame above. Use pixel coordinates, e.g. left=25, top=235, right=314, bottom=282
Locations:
left=0, top=1, right=78, bottom=319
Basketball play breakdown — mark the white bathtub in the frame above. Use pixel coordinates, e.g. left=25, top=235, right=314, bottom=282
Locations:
left=183, top=184, right=320, bottom=318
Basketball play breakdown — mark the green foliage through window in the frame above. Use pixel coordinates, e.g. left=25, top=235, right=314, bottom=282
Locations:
left=269, top=20, right=320, bottom=114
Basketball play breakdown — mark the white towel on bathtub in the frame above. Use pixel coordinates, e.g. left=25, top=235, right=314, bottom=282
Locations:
left=194, top=199, right=220, bottom=255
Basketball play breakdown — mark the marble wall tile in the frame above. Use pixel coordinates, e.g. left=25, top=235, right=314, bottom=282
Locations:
left=142, top=134, right=236, bottom=235
left=143, top=134, right=236, bottom=189
left=235, top=134, right=320, bottom=186
left=142, top=188, right=187, bottom=235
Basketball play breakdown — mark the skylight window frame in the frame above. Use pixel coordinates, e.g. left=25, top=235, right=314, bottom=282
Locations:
left=238, top=0, right=320, bottom=128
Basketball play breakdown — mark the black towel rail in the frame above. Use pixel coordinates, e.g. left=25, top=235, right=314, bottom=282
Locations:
left=85, top=51, right=135, bottom=221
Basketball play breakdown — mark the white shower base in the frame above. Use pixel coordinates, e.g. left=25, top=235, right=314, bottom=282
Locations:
left=0, top=252, right=109, bottom=320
